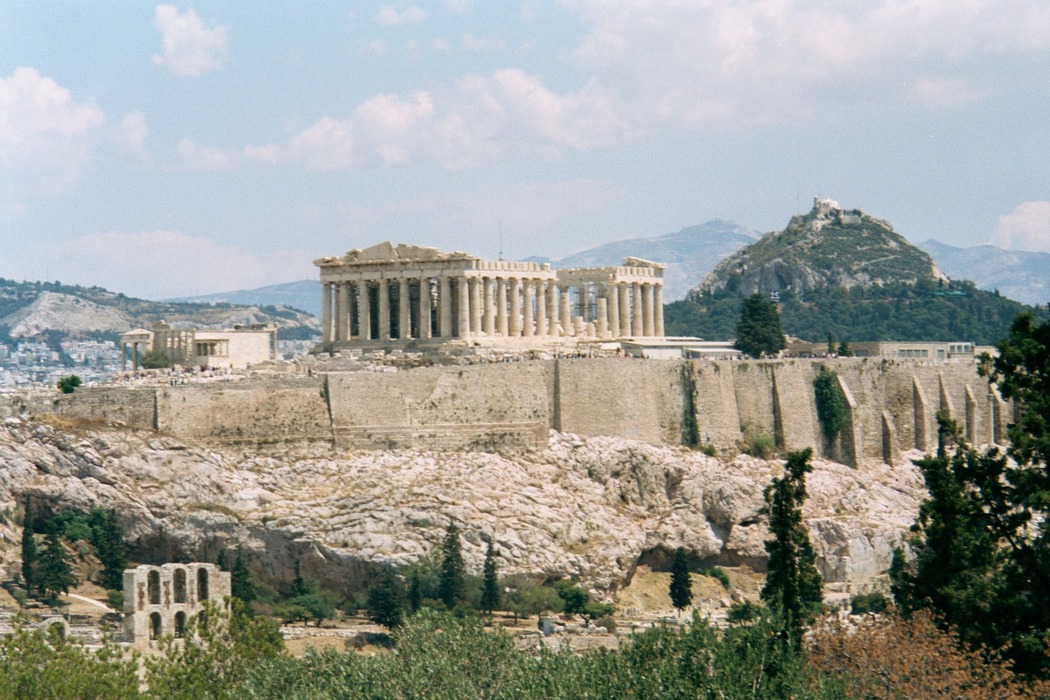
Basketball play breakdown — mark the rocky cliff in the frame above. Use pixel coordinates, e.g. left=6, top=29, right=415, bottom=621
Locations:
left=0, top=416, right=925, bottom=596
left=694, top=198, right=948, bottom=298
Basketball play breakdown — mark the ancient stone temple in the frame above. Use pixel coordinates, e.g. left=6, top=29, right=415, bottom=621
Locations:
left=314, top=242, right=665, bottom=350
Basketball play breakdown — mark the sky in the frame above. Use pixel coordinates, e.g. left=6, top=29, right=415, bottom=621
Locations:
left=2, top=1, right=1050, bottom=300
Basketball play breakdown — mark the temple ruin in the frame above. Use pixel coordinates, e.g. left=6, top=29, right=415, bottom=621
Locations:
left=120, top=321, right=278, bottom=371
left=314, top=242, right=665, bottom=351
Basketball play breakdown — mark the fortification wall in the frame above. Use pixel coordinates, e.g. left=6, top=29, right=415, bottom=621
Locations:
left=326, top=362, right=553, bottom=451
left=19, top=358, right=1011, bottom=465
left=156, top=382, right=332, bottom=445
left=555, top=359, right=683, bottom=444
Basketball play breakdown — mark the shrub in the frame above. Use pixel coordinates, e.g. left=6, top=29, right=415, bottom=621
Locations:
left=699, top=566, right=730, bottom=589
left=741, top=424, right=776, bottom=459
left=813, top=365, right=848, bottom=442
left=106, top=590, right=124, bottom=611
left=57, top=375, right=82, bottom=394
left=850, top=592, right=888, bottom=615
left=140, top=349, right=170, bottom=369
left=727, top=601, right=761, bottom=624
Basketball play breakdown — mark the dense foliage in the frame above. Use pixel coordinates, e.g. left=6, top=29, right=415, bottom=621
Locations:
left=734, top=293, right=786, bottom=357
left=56, top=375, right=81, bottom=394
left=812, top=366, right=847, bottom=442
left=761, top=448, right=823, bottom=635
left=667, top=279, right=1042, bottom=344
left=669, top=547, right=692, bottom=614
left=893, top=312, right=1050, bottom=677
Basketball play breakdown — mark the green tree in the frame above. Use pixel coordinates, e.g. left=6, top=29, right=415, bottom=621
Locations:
left=760, top=448, right=823, bottom=637
left=89, top=508, right=127, bottom=591
left=231, top=549, right=256, bottom=604
left=837, top=340, right=853, bottom=357
left=480, top=539, right=500, bottom=617
left=813, top=366, right=848, bottom=442
left=140, top=349, right=170, bottom=369
left=56, top=374, right=82, bottom=394
left=669, top=547, right=693, bottom=616
left=20, top=495, right=37, bottom=595
left=37, top=531, right=78, bottom=603
left=366, top=569, right=406, bottom=629
left=894, top=312, right=1050, bottom=676
left=290, top=558, right=312, bottom=598
left=438, top=521, right=465, bottom=609
left=735, top=293, right=786, bottom=358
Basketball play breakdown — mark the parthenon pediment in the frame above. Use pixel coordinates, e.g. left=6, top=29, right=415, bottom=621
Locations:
left=343, top=242, right=473, bottom=263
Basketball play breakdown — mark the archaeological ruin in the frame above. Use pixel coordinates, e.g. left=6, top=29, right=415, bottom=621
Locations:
left=120, top=321, right=278, bottom=371
left=313, top=242, right=666, bottom=350
left=122, top=563, right=231, bottom=647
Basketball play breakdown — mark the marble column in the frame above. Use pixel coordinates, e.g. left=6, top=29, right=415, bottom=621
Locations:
left=642, top=283, right=655, bottom=337
left=358, top=282, right=371, bottom=340
left=378, top=279, right=391, bottom=340
left=398, top=278, right=411, bottom=339
left=596, top=297, right=608, bottom=337
left=509, top=278, right=522, bottom=336
left=548, top=285, right=560, bottom=336
left=632, top=283, right=644, bottom=336
left=497, top=278, right=509, bottom=336
left=608, top=284, right=620, bottom=338
left=457, top=277, right=471, bottom=338
left=439, top=277, right=453, bottom=338
left=654, top=284, right=664, bottom=337
left=321, top=281, right=333, bottom=344
left=483, top=277, right=496, bottom=336
left=470, top=278, right=483, bottom=335
left=347, top=283, right=357, bottom=339
left=523, top=280, right=535, bottom=337
left=535, top=281, right=547, bottom=337
left=335, top=282, right=349, bottom=342
left=418, top=278, right=432, bottom=339
left=619, top=283, right=631, bottom=337
left=560, top=287, right=572, bottom=337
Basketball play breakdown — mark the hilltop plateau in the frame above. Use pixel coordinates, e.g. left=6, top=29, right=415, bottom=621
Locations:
left=0, top=417, right=921, bottom=598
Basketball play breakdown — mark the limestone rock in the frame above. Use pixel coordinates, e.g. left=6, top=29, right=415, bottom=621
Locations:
left=0, top=421, right=927, bottom=594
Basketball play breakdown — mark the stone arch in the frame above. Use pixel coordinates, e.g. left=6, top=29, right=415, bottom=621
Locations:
left=173, top=567, right=187, bottom=604
left=40, top=617, right=69, bottom=641
left=197, top=567, right=209, bottom=601
left=149, top=612, right=162, bottom=640
left=148, top=570, right=161, bottom=605
left=174, top=611, right=186, bottom=638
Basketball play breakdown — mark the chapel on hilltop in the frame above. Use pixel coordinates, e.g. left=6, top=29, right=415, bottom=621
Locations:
left=313, top=242, right=666, bottom=351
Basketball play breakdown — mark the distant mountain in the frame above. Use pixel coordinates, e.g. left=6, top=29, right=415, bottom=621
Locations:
left=668, top=199, right=1042, bottom=344
left=170, top=279, right=321, bottom=318
left=694, top=199, right=946, bottom=298
left=918, top=240, right=1050, bottom=307
left=533, top=221, right=758, bottom=300
left=0, top=279, right=318, bottom=340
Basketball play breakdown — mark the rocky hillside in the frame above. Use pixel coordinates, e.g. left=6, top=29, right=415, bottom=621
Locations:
left=0, top=416, right=924, bottom=596
left=0, top=279, right=318, bottom=339
left=918, top=240, right=1050, bottom=307
left=695, top=199, right=947, bottom=298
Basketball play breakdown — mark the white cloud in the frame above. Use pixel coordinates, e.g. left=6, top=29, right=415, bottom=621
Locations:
left=560, top=0, right=1050, bottom=125
left=117, top=112, right=149, bottom=154
left=0, top=67, right=105, bottom=196
left=177, top=138, right=230, bottom=170
left=246, top=68, right=626, bottom=171
left=992, top=202, right=1050, bottom=253
left=13, top=230, right=314, bottom=299
left=374, top=6, right=427, bottom=27
left=152, top=5, right=229, bottom=77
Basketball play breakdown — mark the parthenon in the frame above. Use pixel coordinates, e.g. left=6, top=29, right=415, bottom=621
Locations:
left=314, top=242, right=665, bottom=349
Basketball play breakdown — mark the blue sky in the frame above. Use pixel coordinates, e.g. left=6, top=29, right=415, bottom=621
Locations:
left=3, top=1, right=1050, bottom=299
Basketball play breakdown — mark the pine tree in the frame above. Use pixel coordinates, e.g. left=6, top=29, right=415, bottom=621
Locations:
left=37, top=531, right=78, bottom=603
left=20, top=495, right=37, bottom=594
left=231, top=549, right=256, bottom=603
left=366, top=569, right=406, bottom=629
left=90, top=508, right=127, bottom=591
left=407, top=569, right=423, bottom=613
left=669, top=547, right=693, bottom=616
left=290, top=558, right=309, bottom=598
left=480, top=539, right=501, bottom=617
left=438, top=521, right=465, bottom=609
left=761, top=448, right=823, bottom=637
left=735, top=293, right=786, bottom=358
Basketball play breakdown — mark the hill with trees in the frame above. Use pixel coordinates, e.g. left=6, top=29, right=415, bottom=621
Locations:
left=667, top=200, right=1047, bottom=343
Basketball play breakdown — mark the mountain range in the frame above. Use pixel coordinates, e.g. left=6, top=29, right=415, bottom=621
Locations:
left=173, top=221, right=1049, bottom=316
